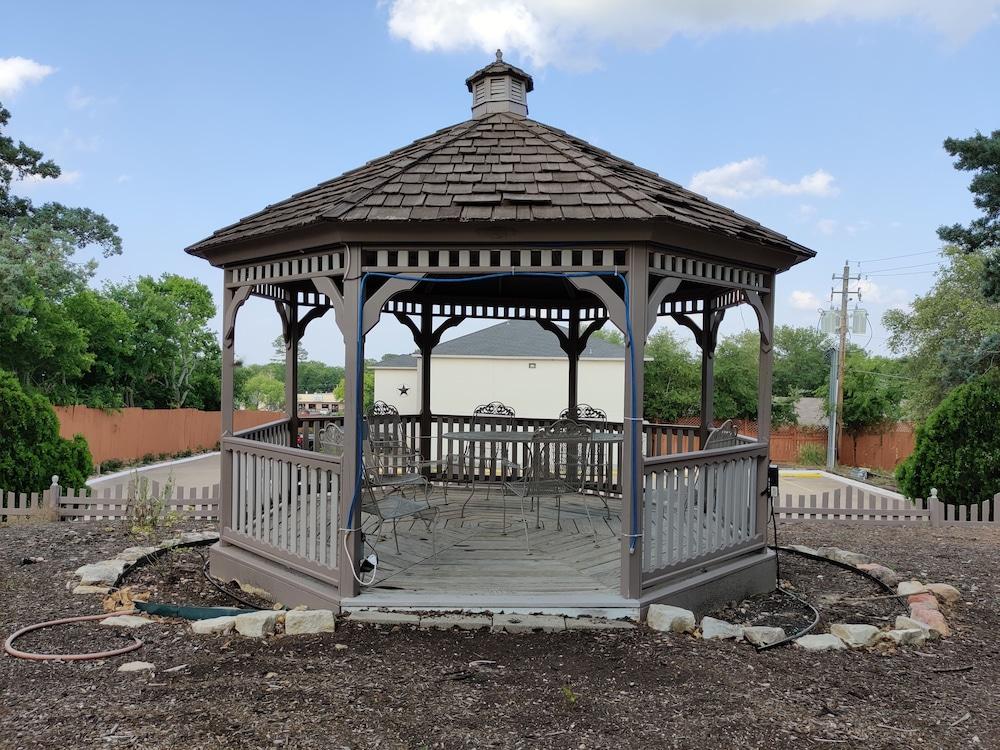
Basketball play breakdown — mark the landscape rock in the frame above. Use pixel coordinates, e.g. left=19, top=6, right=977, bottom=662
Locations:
left=420, top=614, right=492, bottom=631
left=565, top=617, right=635, bottom=631
left=908, top=605, right=951, bottom=637
left=284, top=610, right=337, bottom=635
left=785, top=544, right=818, bottom=556
left=700, top=617, right=743, bottom=641
left=72, top=584, right=111, bottom=595
left=348, top=610, right=420, bottom=627
left=896, top=580, right=926, bottom=596
left=75, top=560, right=129, bottom=585
left=234, top=610, right=280, bottom=638
left=855, top=563, right=901, bottom=588
left=99, top=615, right=152, bottom=629
left=645, top=605, right=696, bottom=634
left=190, top=616, right=237, bottom=635
left=180, top=531, right=220, bottom=544
left=907, top=592, right=939, bottom=610
left=115, top=546, right=157, bottom=562
left=491, top=613, right=566, bottom=634
left=830, top=623, right=879, bottom=647
left=794, top=634, right=846, bottom=651
left=876, top=628, right=927, bottom=646
left=743, top=626, right=786, bottom=647
left=895, top=615, right=935, bottom=638
left=117, top=661, right=155, bottom=673
left=926, top=583, right=961, bottom=605
left=815, top=546, right=871, bottom=566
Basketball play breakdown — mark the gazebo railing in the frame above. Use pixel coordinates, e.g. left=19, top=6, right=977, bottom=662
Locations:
left=641, top=441, right=768, bottom=590
left=234, top=417, right=292, bottom=446
left=220, top=435, right=340, bottom=586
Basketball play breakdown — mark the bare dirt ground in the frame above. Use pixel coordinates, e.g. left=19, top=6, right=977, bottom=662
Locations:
left=1, top=520, right=996, bottom=750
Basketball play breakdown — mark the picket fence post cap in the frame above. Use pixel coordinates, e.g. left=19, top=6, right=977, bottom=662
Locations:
left=51, top=475, right=59, bottom=484
left=929, top=487, right=938, bottom=498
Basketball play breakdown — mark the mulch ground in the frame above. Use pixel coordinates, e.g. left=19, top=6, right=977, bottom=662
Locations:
left=0, top=520, right=997, bottom=749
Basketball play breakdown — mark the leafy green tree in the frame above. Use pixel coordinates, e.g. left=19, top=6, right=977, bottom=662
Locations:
left=108, top=274, right=220, bottom=409
left=838, top=349, right=906, bottom=434
left=896, top=369, right=1000, bottom=505
left=714, top=331, right=758, bottom=420
left=241, top=371, right=285, bottom=410
left=297, top=361, right=344, bottom=393
left=642, top=329, right=700, bottom=421
left=60, top=290, right=135, bottom=407
left=773, top=325, right=832, bottom=398
left=0, top=369, right=91, bottom=492
left=884, top=248, right=1000, bottom=416
left=937, top=130, right=1000, bottom=301
left=334, top=365, right=375, bottom=411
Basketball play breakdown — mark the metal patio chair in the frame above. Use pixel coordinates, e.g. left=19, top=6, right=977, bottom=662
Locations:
left=360, top=458, right=437, bottom=555
left=458, top=400, right=522, bottom=517
left=365, top=400, right=450, bottom=500
left=503, top=419, right=601, bottom=550
left=318, top=423, right=345, bottom=458
left=702, top=419, right=739, bottom=451
left=559, top=404, right=612, bottom=519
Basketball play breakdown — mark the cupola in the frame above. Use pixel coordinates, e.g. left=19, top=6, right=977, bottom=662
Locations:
left=465, top=49, right=534, bottom=118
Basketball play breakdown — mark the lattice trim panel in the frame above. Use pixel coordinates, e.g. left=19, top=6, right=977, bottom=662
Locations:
left=229, top=249, right=346, bottom=286
left=649, top=250, right=766, bottom=290
left=362, top=247, right=628, bottom=272
left=383, top=299, right=610, bottom=322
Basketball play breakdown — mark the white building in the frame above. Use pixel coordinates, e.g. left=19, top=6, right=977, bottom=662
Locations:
left=371, top=320, right=629, bottom=421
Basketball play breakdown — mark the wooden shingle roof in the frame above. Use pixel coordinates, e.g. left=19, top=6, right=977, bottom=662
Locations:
left=186, top=112, right=812, bottom=257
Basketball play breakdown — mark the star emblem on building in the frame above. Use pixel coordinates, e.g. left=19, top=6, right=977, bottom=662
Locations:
left=398, top=385, right=409, bottom=395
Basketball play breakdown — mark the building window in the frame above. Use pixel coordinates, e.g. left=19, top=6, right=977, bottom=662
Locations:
left=528, top=362, right=536, bottom=369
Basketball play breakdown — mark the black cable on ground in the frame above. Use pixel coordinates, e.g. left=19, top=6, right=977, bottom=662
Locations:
left=754, top=584, right=821, bottom=652
left=112, top=537, right=219, bottom=590
left=199, top=556, right=270, bottom=610
left=768, top=544, right=907, bottom=607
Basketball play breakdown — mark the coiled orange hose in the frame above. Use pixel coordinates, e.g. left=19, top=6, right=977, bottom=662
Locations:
left=3, top=610, right=143, bottom=662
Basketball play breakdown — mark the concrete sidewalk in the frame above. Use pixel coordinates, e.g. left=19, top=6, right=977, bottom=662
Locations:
left=88, top=453, right=221, bottom=490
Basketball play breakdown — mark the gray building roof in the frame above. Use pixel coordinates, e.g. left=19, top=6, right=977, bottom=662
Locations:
left=186, top=60, right=812, bottom=258
left=370, top=320, right=625, bottom=369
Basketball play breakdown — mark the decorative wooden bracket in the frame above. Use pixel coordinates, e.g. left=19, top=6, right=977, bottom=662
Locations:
left=646, top=277, right=681, bottom=336
left=743, top=290, right=773, bottom=352
left=537, top=317, right=609, bottom=357
left=362, top=275, right=425, bottom=335
left=311, top=276, right=346, bottom=334
left=274, top=301, right=293, bottom=348
left=298, top=305, right=329, bottom=336
left=223, top=285, right=253, bottom=346
left=567, top=277, right=628, bottom=335
left=394, top=312, right=462, bottom=350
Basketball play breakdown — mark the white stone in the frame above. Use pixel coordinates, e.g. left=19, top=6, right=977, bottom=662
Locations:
left=99, top=615, right=152, bottom=629
left=645, top=605, right=696, bottom=634
left=117, top=661, right=155, bottom=672
left=75, top=560, right=129, bottom=585
left=816, top=547, right=871, bottom=566
left=284, top=610, right=337, bottom=635
left=115, top=546, right=157, bottom=562
left=830, top=623, right=880, bottom=648
left=190, top=616, right=237, bottom=635
left=348, top=610, right=420, bottom=627
left=234, top=610, right=280, bottom=638
left=876, top=628, right=927, bottom=646
left=896, top=580, right=926, bottom=596
left=894, top=616, right=937, bottom=639
left=491, top=613, right=566, bottom=633
left=180, top=531, right=219, bottom=544
left=743, top=626, right=786, bottom=646
left=785, top=544, right=818, bottom=556
left=700, top=617, right=743, bottom=641
left=565, top=618, right=635, bottom=631
left=926, top=583, right=961, bottom=605
left=420, top=614, right=491, bottom=631
left=794, top=634, right=847, bottom=651
left=72, top=584, right=111, bottom=595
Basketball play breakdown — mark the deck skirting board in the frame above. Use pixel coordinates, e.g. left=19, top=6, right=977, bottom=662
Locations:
left=210, top=541, right=341, bottom=611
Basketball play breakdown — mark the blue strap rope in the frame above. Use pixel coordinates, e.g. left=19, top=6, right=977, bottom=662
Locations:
left=348, top=270, right=641, bottom=556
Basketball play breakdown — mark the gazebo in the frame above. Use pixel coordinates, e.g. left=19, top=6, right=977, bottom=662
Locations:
left=187, top=52, right=814, bottom=618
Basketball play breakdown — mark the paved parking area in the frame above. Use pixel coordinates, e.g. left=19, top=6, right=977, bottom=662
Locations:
left=88, top=453, right=221, bottom=490
left=778, top=469, right=902, bottom=500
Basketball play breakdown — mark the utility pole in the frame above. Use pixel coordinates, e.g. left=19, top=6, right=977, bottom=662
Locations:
left=830, top=261, right=862, bottom=465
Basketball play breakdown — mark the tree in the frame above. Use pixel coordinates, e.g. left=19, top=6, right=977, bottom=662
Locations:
left=108, top=275, right=221, bottom=409
left=334, top=364, right=375, bottom=411
left=838, top=349, right=906, bottom=434
left=642, top=329, right=700, bottom=421
left=297, top=361, right=344, bottom=393
left=241, top=371, right=285, bottom=410
left=713, top=331, right=758, bottom=420
left=773, top=325, right=832, bottom=398
left=896, top=369, right=1000, bottom=505
left=0, top=369, right=91, bottom=492
left=937, top=130, right=1000, bottom=302
left=271, top=335, right=309, bottom=363
left=883, top=248, right=1000, bottom=416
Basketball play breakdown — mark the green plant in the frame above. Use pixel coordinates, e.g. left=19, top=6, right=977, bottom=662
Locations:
left=560, top=685, right=580, bottom=707
left=124, top=471, right=178, bottom=536
left=797, top=443, right=826, bottom=466
left=897, top=369, right=1000, bottom=505
left=100, top=458, right=125, bottom=473
left=0, top=369, right=92, bottom=492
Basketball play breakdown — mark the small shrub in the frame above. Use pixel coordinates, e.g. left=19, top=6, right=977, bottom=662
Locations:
left=124, top=471, right=178, bottom=537
left=897, top=369, right=1000, bottom=505
left=560, top=685, right=580, bottom=707
left=100, top=458, right=125, bottom=473
left=797, top=443, right=826, bottom=466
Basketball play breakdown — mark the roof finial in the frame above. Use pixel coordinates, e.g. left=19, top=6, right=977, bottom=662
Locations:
left=496, top=48, right=503, bottom=62
left=465, top=51, right=533, bottom=118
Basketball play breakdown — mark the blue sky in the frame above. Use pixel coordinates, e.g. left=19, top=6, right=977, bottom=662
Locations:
left=3, top=1, right=998, bottom=365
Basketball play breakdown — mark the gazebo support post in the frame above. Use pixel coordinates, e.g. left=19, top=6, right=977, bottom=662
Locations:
left=277, top=301, right=300, bottom=447
left=699, top=302, right=715, bottom=447
left=567, top=308, right=580, bottom=415
left=336, top=271, right=363, bottom=598
left=220, top=281, right=251, bottom=528
left=745, top=279, right=776, bottom=543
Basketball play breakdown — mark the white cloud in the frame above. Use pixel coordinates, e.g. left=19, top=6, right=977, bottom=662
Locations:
left=817, top=218, right=838, bottom=235
left=689, top=157, right=838, bottom=200
left=67, top=85, right=95, bottom=110
left=19, top=169, right=82, bottom=187
left=0, top=57, right=56, bottom=97
left=790, top=290, right=821, bottom=310
left=858, top=278, right=909, bottom=306
left=384, top=0, right=1000, bottom=68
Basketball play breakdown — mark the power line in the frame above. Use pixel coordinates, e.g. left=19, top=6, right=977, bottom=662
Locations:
left=865, top=270, right=940, bottom=278
left=860, top=249, right=940, bottom=264
left=861, top=261, right=942, bottom=273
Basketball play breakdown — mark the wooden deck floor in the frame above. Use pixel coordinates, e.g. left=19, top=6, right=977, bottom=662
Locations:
left=346, top=485, right=631, bottom=613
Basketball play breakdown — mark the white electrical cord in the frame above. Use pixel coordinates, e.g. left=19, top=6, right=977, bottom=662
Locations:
left=341, top=527, right=378, bottom=586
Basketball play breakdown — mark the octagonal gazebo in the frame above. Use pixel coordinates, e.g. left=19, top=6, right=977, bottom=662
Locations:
left=187, top=53, right=814, bottom=618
